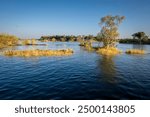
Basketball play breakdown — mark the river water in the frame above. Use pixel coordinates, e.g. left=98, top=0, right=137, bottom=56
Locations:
left=0, top=42, right=150, bottom=99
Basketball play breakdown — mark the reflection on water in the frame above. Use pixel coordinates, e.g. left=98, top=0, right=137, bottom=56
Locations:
left=98, top=55, right=117, bottom=84
left=132, top=44, right=146, bottom=50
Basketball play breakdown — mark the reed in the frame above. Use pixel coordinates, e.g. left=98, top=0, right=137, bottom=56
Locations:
left=125, top=49, right=145, bottom=54
left=97, top=47, right=122, bottom=55
left=4, top=49, right=74, bottom=57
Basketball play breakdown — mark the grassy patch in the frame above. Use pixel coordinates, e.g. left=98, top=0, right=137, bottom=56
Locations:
left=125, top=49, right=145, bottom=54
left=0, top=34, right=18, bottom=48
left=21, top=39, right=37, bottom=45
left=4, top=49, right=73, bottom=57
left=96, top=47, right=122, bottom=55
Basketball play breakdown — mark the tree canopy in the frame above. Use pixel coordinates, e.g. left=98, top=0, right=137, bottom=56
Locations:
left=132, top=32, right=148, bottom=41
left=97, top=15, right=125, bottom=48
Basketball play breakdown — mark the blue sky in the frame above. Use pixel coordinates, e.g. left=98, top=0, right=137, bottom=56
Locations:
left=0, top=0, right=150, bottom=38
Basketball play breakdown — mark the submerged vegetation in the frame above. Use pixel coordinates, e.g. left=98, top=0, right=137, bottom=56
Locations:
left=79, top=41, right=92, bottom=47
left=125, top=49, right=146, bottom=54
left=79, top=15, right=125, bottom=56
left=0, top=15, right=148, bottom=57
left=4, top=49, right=74, bottom=57
left=97, top=47, right=122, bottom=55
left=0, top=34, right=18, bottom=48
left=94, top=15, right=125, bottom=55
left=79, top=41, right=95, bottom=51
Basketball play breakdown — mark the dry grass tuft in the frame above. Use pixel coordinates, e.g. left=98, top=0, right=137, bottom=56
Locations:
left=0, top=34, right=18, bottom=48
left=125, top=49, right=145, bottom=54
left=97, top=47, right=122, bottom=55
left=22, top=39, right=37, bottom=45
left=4, top=49, right=73, bottom=57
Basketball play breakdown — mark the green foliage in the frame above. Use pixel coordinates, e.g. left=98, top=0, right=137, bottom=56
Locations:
left=39, top=35, right=97, bottom=42
left=0, top=34, right=18, bottom=48
left=119, top=39, right=150, bottom=44
left=132, top=32, right=148, bottom=44
left=119, top=32, right=150, bottom=44
left=97, top=15, right=125, bottom=48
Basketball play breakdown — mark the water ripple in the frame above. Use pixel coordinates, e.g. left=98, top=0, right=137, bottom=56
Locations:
left=0, top=43, right=150, bottom=99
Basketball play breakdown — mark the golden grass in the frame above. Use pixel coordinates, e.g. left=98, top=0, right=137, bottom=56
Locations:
left=31, top=39, right=37, bottom=45
left=4, top=49, right=74, bottom=57
left=22, top=39, right=30, bottom=45
left=22, top=39, right=37, bottom=45
left=97, top=47, right=122, bottom=55
left=0, top=34, right=18, bottom=48
left=125, top=49, right=145, bottom=54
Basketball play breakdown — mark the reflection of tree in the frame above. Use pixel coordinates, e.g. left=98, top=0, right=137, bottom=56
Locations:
left=132, top=44, right=145, bottom=50
left=98, top=55, right=117, bottom=84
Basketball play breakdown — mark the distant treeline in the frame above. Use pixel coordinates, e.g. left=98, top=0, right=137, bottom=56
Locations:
left=39, top=35, right=150, bottom=44
left=39, top=35, right=97, bottom=42
left=119, top=38, right=150, bottom=44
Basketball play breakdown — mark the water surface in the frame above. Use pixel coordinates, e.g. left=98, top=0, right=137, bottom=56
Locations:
left=0, top=42, right=150, bottom=99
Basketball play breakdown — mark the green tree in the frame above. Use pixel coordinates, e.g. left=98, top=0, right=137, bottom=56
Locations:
left=132, top=32, right=148, bottom=45
left=97, top=15, right=125, bottom=48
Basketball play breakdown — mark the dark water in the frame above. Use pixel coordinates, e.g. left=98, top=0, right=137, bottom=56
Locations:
left=0, top=42, right=150, bottom=100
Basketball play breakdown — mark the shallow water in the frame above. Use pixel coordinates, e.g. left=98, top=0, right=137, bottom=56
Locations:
left=0, top=42, right=150, bottom=99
